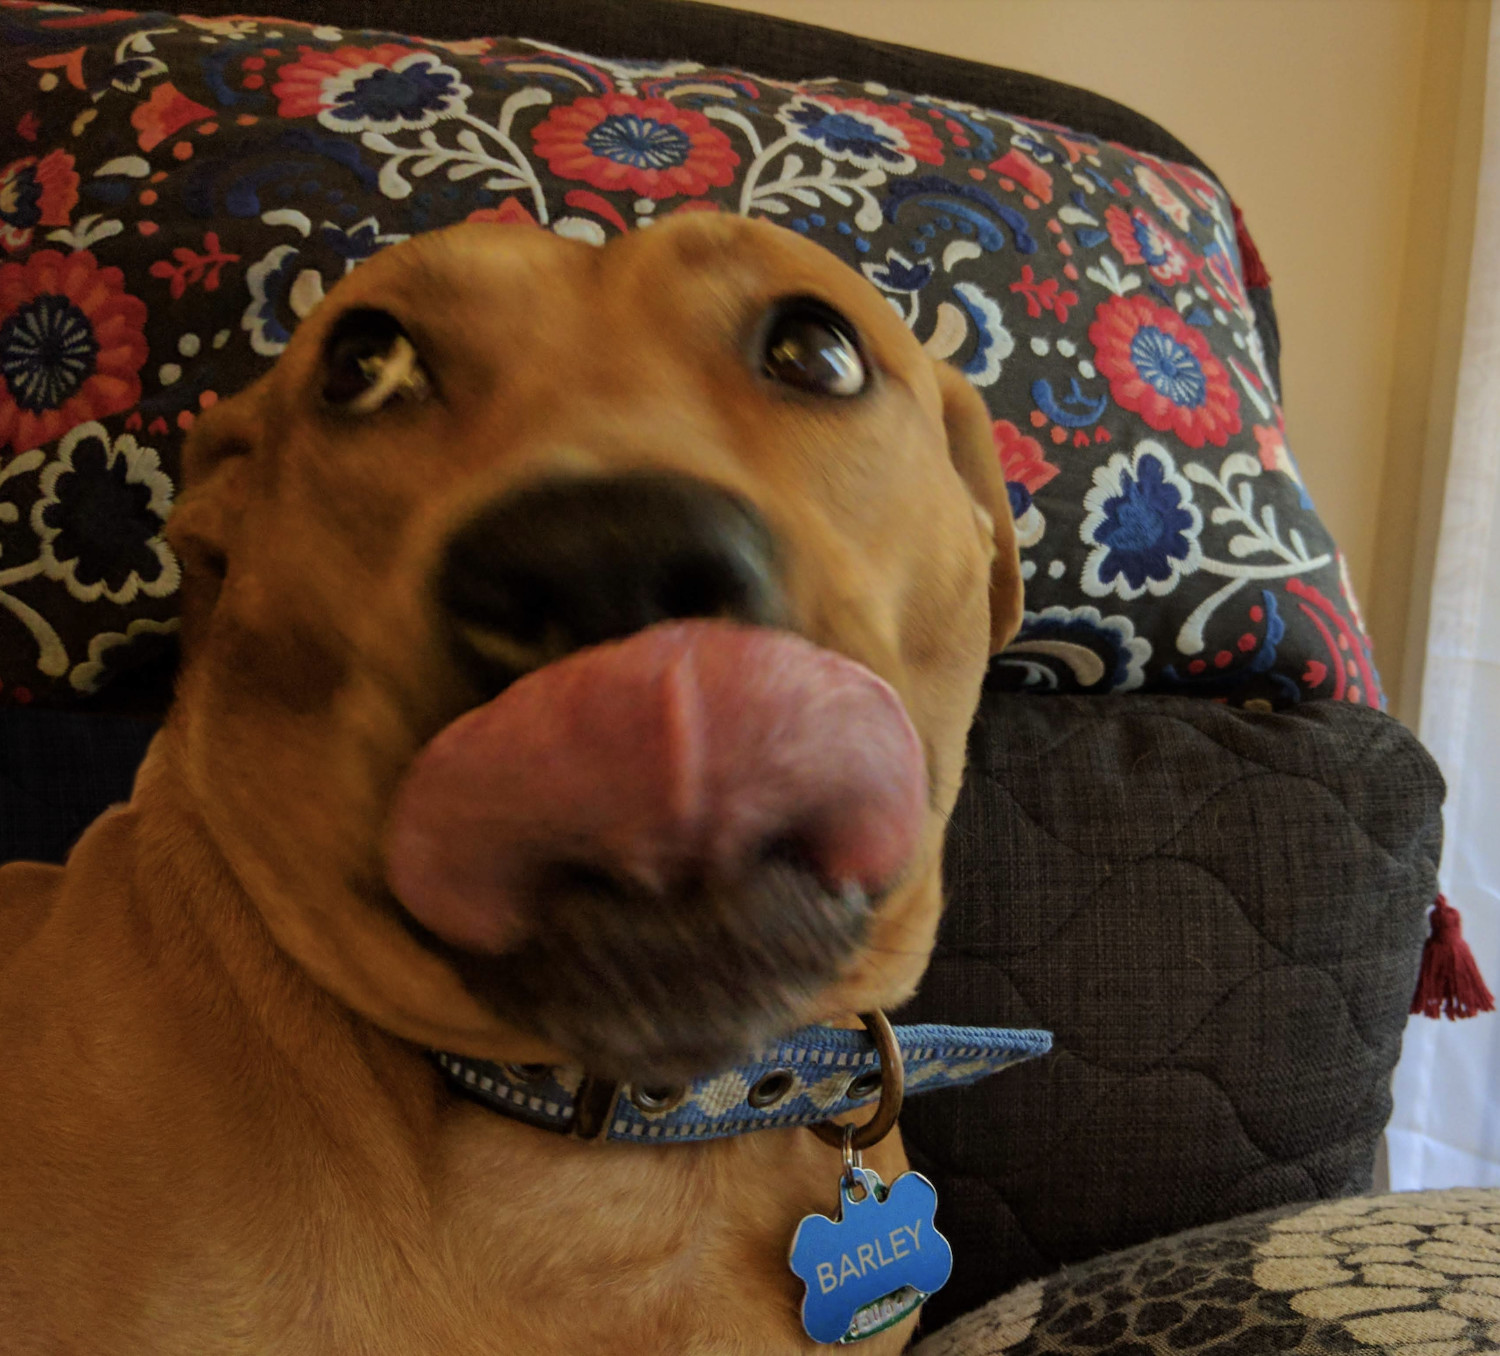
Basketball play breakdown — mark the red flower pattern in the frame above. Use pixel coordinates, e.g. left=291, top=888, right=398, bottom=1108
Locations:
left=990, top=148, right=1052, bottom=202
left=1104, top=205, right=1194, bottom=285
left=809, top=94, right=945, bottom=166
left=272, top=44, right=420, bottom=119
left=1010, top=265, right=1079, bottom=323
left=466, top=198, right=538, bottom=227
left=0, top=250, right=148, bottom=454
left=1133, top=162, right=1192, bottom=230
left=0, top=149, right=78, bottom=253
left=130, top=81, right=213, bottom=151
left=147, top=231, right=241, bottom=299
left=1254, top=419, right=1304, bottom=489
left=1089, top=294, right=1241, bottom=450
left=532, top=94, right=739, bottom=199
left=992, top=420, right=1060, bottom=493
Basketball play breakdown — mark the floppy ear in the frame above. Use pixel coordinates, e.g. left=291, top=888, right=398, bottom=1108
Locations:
left=165, top=383, right=262, bottom=651
left=934, top=361, right=1024, bottom=653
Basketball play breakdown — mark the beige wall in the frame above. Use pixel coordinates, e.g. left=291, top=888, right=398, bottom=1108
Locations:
left=710, top=0, right=1488, bottom=723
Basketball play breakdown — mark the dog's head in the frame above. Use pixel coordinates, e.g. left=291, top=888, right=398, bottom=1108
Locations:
left=166, top=215, right=1020, bottom=1081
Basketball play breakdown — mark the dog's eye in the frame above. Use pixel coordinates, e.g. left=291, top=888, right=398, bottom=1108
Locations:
left=761, top=301, right=866, bottom=397
left=322, top=308, right=432, bottom=414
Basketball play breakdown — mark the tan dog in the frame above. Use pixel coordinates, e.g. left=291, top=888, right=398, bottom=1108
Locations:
left=0, top=215, right=1021, bottom=1355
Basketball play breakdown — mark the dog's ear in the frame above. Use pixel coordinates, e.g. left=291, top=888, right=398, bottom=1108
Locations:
left=166, top=384, right=261, bottom=648
left=934, top=361, right=1023, bottom=653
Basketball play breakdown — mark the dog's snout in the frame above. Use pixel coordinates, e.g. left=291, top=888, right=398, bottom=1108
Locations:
left=438, top=472, right=783, bottom=677
left=390, top=616, right=928, bottom=1077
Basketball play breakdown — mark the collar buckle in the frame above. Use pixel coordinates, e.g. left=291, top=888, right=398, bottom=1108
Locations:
left=570, top=1075, right=621, bottom=1140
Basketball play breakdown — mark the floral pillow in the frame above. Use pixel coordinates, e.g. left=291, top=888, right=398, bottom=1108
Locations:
left=0, top=2, right=1380, bottom=708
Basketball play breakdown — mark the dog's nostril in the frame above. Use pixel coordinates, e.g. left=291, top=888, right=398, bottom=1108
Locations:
left=545, top=860, right=637, bottom=906
left=456, top=569, right=557, bottom=649
left=438, top=472, right=784, bottom=682
left=758, top=834, right=812, bottom=871
left=658, top=551, right=764, bottom=622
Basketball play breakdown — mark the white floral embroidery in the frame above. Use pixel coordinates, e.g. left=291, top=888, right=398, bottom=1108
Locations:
left=32, top=422, right=178, bottom=605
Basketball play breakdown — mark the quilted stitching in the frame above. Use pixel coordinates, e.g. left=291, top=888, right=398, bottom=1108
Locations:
left=0, top=707, right=154, bottom=862
left=898, top=692, right=1443, bottom=1332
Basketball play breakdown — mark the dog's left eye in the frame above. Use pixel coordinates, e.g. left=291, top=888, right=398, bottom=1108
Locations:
left=322, top=308, right=432, bottom=414
left=761, top=300, right=866, bottom=397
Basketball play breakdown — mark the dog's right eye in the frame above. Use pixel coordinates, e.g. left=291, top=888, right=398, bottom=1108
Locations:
left=322, top=308, right=432, bottom=414
left=761, top=300, right=867, bottom=398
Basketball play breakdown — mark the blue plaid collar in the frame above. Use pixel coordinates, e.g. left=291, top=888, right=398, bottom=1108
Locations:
left=432, top=1023, right=1051, bottom=1145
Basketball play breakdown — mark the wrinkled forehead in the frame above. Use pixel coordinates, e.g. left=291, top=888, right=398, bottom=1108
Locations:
left=321, top=216, right=921, bottom=373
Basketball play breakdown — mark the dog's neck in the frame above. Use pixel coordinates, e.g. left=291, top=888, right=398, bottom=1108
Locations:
left=117, top=736, right=444, bottom=1135
left=120, top=732, right=1046, bottom=1159
left=21, top=745, right=916, bottom=1350
left=8, top=726, right=1040, bottom=1353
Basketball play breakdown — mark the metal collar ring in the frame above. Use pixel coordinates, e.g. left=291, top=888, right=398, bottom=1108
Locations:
left=810, top=1009, right=905, bottom=1151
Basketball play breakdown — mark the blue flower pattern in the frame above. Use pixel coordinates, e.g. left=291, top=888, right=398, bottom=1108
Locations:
left=785, top=104, right=904, bottom=166
left=1082, top=443, right=1203, bottom=600
left=584, top=114, right=692, bottom=169
left=1130, top=326, right=1207, bottom=410
left=995, top=605, right=1151, bottom=694
left=329, top=56, right=465, bottom=130
left=0, top=295, right=98, bottom=414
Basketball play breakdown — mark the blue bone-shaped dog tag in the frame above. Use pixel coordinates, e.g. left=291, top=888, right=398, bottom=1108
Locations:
left=789, top=1167, right=953, bottom=1344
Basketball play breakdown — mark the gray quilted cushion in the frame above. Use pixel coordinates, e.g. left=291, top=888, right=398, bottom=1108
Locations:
left=898, top=694, right=1444, bottom=1332
left=0, top=708, right=155, bottom=864
left=915, top=1188, right=1500, bottom=1356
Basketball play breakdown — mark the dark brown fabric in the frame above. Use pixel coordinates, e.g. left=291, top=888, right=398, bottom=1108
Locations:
left=898, top=694, right=1444, bottom=1331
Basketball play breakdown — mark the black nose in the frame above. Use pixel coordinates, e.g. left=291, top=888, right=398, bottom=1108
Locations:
left=438, top=472, right=784, bottom=683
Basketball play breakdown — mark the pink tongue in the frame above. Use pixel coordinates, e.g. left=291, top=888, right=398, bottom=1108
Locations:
left=385, top=620, right=926, bottom=955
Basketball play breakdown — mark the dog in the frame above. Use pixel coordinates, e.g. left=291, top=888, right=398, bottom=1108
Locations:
left=0, top=214, right=1021, bottom=1354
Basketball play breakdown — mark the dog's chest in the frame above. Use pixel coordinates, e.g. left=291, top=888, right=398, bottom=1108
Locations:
left=84, top=1105, right=915, bottom=1355
left=407, top=1107, right=921, bottom=1354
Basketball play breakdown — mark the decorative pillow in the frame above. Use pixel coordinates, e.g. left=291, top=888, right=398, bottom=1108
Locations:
left=913, top=1188, right=1500, bottom=1356
left=896, top=691, right=1443, bottom=1332
left=0, top=2, right=1380, bottom=708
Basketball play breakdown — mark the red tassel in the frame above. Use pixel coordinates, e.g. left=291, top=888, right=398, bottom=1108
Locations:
left=1231, top=202, right=1271, bottom=289
left=1410, top=895, right=1495, bottom=1020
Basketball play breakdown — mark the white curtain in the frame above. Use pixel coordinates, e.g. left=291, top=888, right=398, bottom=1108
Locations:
left=1386, top=3, right=1500, bottom=1190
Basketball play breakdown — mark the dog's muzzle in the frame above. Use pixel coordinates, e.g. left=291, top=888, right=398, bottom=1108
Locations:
left=382, top=475, right=929, bottom=1080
